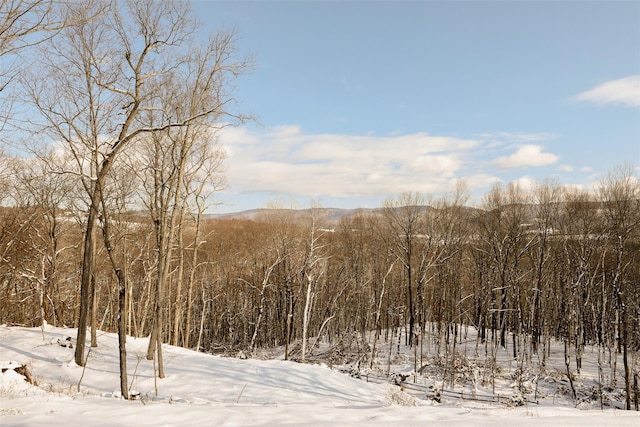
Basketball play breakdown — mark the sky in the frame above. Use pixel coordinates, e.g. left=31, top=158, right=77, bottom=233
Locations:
left=190, top=0, right=640, bottom=213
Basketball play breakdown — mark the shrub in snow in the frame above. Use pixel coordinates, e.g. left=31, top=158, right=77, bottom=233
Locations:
left=389, top=372, right=409, bottom=385
left=428, top=384, right=441, bottom=403
left=510, top=392, right=525, bottom=407
left=511, top=367, right=536, bottom=394
left=1, top=368, right=31, bottom=396
left=1, top=362, right=37, bottom=386
left=57, top=337, right=73, bottom=348
left=428, top=352, right=479, bottom=386
left=385, top=385, right=419, bottom=407
left=339, top=366, right=361, bottom=379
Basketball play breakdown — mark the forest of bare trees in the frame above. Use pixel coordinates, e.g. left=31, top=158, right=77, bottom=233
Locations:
left=1, top=160, right=639, bottom=406
left=1, top=0, right=638, bottom=409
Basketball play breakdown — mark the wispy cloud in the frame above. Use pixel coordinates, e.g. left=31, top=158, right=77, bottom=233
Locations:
left=478, top=132, right=558, bottom=144
left=574, top=75, right=640, bottom=107
left=220, top=126, right=481, bottom=197
left=219, top=126, right=561, bottom=199
left=513, top=176, right=537, bottom=191
left=493, top=145, right=559, bottom=169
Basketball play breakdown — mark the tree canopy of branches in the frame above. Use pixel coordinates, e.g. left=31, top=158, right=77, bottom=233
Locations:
left=1, top=160, right=639, bottom=406
left=2, top=0, right=249, bottom=399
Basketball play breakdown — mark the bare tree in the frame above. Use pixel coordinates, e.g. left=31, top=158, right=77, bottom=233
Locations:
left=255, top=203, right=301, bottom=359
left=299, top=204, right=328, bottom=362
left=428, top=182, right=471, bottom=383
left=136, top=34, right=245, bottom=370
left=181, top=144, right=226, bottom=348
left=598, top=164, right=639, bottom=410
left=22, top=1, right=250, bottom=401
left=0, top=0, right=70, bottom=133
left=474, top=182, right=533, bottom=360
left=11, top=151, right=75, bottom=327
left=382, top=192, right=428, bottom=348
left=0, top=0, right=61, bottom=55
left=98, top=181, right=129, bottom=397
left=528, top=180, right=562, bottom=360
left=1, top=0, right=59, bottom=89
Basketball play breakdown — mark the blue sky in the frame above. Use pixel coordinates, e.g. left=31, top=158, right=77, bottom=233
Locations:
left=192, top=0, right=640, bottom=213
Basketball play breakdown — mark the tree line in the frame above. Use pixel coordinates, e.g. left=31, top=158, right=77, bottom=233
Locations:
left=1, top=162, right=639, bottom=406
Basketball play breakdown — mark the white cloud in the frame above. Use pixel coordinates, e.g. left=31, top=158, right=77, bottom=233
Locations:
left=513, top=176, right=536, bottom=191
left=562, top=183, right=585, bottom=193
left=464, top=173, right=502, bottom=188
left=219, top=126, right=481, bottom=198
left=557, top=164, right=573, bottom=172
left=218, top=127, right=564, bottom=203
left=478, top=132, right=558, bottom=144
left=493, top=145, right=559, bottom=169
left=574, top=75, right=640, bottom=107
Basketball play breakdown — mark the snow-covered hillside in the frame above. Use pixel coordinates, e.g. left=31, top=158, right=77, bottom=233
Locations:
left=1, top=325, right=638, bottom=426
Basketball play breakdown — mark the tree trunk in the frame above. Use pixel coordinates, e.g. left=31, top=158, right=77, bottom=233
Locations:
left=147, top=229, right=167, bottom=378
left=285, top=286, right=293, bottom=360
left=91, top=274, right=97, bottom=347
left=301, top=276, right=313, bottom=362
left=622, top=309, right=631, bottom=409
left=75, top=197, right=99, bottom=366
left=184, top=207, right=205, bottom=349
left=116, top=269, right=129, bottom=399
left=172, top=208, right=187, bottom=346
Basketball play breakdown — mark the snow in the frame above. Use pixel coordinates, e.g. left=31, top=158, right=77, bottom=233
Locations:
left=1, top=325, right=638, bottom=426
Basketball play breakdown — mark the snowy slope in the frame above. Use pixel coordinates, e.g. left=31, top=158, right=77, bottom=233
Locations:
left=1, top=325, right=638, bottom=426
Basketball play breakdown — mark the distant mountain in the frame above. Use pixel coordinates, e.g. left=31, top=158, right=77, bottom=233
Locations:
left=205, top=207, right=380, bottom=224
left=204, top=205, right=483, bottom=226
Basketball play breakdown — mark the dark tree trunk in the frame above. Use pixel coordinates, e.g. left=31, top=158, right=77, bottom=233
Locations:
left=116, top=269, right=129, bottom=399
left=75, top=198, right=99, bottom=366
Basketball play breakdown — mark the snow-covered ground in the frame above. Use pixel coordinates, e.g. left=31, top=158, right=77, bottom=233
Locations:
left=1, top=325, right=638, bottom=426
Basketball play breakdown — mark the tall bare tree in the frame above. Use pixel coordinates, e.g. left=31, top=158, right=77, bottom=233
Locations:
left=383, top=192, right=428, bottom=348
left=135, top=31, right=246, bottom=372
left=22, top=1, right=250, bottom=401
left=299, top=204, right=328, bottom=362
left=598, top=164, right=640, bottom=410
left=11, top=151, right=75, bottom=327
left=181, top=144, right=226, bottom=348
